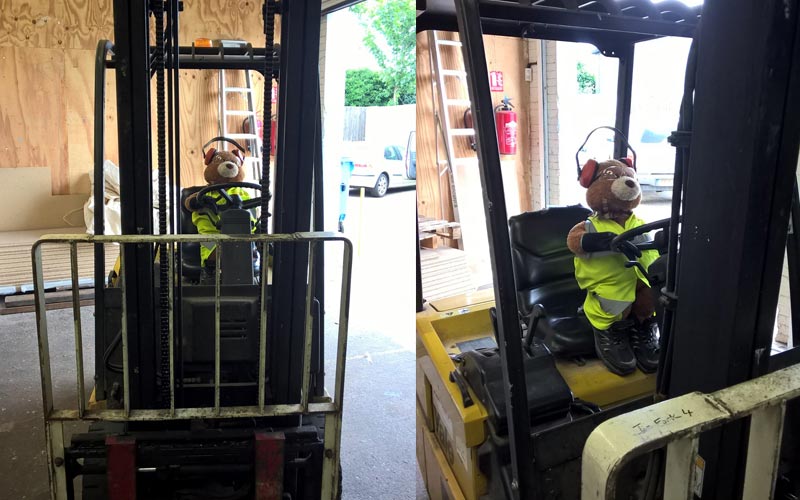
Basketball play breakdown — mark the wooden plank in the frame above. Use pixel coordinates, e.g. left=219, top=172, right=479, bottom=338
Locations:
left=4, top=287, right=94, bottom=307
left=0, top=298, right=94, bottom=315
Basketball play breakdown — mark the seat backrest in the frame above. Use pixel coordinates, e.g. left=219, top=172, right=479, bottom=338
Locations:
left=508, top=205, right=591, bottom=300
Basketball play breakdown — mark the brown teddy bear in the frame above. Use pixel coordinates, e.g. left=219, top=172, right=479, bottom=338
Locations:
left=184, top=137, right=255, bottom=268
left=566, top=155, right=660, bottom=376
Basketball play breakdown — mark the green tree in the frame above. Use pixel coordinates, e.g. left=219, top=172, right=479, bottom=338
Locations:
left=350, top=0, right=416, bottom=105
left=577, top=62, right=597, bottom=94
left=345, top=68, right=393, bottom=106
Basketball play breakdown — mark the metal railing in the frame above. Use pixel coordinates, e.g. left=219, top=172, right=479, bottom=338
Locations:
left=32, top=231, right=352, bottom=500
left=582, top=362, right=800, bottom=500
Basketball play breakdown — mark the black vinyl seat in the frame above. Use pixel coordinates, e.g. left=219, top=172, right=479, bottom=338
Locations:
left=508, top=205, right=595, bottom=357
left=180, top=187, right=203, bottom=282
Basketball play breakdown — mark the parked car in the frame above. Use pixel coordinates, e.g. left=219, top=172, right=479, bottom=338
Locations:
left=631, top=128, right=675, bottom=191
left=346, top=132, right=416, bottom=197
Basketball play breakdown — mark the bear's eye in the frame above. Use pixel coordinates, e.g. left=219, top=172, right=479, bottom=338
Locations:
left=599, top=170, right=619, bottom=179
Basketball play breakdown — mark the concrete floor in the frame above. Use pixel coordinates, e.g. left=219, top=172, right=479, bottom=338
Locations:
left=0, top=188, right=417, bottom=499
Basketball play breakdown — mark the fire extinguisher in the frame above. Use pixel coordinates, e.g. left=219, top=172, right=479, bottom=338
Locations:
left=494, top=96, right=517, bottom=155
left=242, top=117, right=278, bottom=156
left=269, top=115, right=277, bottom=156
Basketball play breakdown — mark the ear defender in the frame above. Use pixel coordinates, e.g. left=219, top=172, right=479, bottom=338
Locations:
left=619, top=157, right=636, bottom=170
left=232, top=149, right=244, bottom=165
left=574, top=126, right=638, bottom=187
left=204, top=147, right=217, bottom=165
left=579, top=159, right=598, bottom=188
left=201, top=136, right=247, bottom=166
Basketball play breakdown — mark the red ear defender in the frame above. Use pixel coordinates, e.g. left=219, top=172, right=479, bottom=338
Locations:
left=232, top=149, right=243, bottom=165
left=579, top=159, right=598, bottom=188
left=204, top=148, right=217, bottom=165
left=619, top=157, right=635, bottom=170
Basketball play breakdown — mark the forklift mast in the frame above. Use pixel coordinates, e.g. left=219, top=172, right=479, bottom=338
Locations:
left=31, top=1, right=355, bottom=499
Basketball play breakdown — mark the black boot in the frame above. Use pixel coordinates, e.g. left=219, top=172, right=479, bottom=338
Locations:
left=630, top=317, right=660, bottom=374
left=593, top=320, right=637, bottom=376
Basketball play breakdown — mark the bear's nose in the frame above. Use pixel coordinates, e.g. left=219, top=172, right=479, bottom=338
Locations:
left=625, top=179, right=635, bottom=188
left=226, top=164, right=234, bottom=169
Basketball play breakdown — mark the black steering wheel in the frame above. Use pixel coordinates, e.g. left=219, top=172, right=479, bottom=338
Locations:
left=611, top=217, right=672, bottom=252
left=610, top=217, right=673, bottom=278
left=195, top=182, right=262, bottom=215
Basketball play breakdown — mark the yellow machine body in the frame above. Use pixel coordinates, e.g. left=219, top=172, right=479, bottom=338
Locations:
left=416, top=290, right=656, bottom=499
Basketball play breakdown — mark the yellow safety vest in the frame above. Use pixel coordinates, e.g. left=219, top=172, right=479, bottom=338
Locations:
left=192, top=187, right=257, bottom=266
left=574, top=213, right=658, bottom=330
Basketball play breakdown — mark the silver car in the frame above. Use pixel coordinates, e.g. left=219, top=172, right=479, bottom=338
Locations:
left=347, top=133, right=416, bottom=197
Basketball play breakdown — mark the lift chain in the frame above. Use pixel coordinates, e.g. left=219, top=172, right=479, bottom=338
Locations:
left=153, top=0, right=172, bottom=407
left=260, top=0, right=279, bottom=234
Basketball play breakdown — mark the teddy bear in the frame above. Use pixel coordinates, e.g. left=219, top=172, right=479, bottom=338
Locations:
left=566, top=157, right=660, bottom=376
left=184, top=137, right=256, bottom=268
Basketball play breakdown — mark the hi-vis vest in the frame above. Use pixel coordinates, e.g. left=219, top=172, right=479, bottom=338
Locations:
left=574, top=214, right=658, bottom=329
left=192, top=187, right=257, bottom=266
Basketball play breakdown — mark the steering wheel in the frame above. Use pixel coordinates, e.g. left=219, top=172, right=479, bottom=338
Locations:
left=195, top=182, right=263, bottom=215
left=609, top=217, right=673, bottom=278
left=610, top=217, right=672, bottom=252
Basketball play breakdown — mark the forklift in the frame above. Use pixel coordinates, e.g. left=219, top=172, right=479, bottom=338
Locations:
left=31, top=1, right=355, bottom=499
left=416, top=0, right=800, bottom=498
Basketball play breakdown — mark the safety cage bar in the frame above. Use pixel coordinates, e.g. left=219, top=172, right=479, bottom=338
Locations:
left=581, top=362, right=800, bottom=499
left=33, top=231, right=352, bottom=422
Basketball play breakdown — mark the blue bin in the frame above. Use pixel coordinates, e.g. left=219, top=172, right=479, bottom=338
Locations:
left=338, top=158, right=354, bottom=232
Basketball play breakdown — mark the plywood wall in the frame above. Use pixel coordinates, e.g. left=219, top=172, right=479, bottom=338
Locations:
left=416, top=30, right=534, bottom=231
left=0, top=0, right=275, bottom=231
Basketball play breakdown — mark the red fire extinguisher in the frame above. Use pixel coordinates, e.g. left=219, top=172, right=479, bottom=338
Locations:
left=494, top=96, right=517, bottom=155
left=243, top=117, right=278, bottom=156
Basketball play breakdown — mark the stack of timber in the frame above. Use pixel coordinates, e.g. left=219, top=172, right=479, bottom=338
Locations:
left=0, top=227, right=118, bottom=296
left=419, top=246, right=474, bottom=301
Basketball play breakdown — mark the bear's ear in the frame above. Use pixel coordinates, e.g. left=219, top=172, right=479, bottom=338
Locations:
left=619, top=157, right=635, bottom=170
left=232, top=149, right=244, bottom=165
left=204, top=148, right=217, bottom=165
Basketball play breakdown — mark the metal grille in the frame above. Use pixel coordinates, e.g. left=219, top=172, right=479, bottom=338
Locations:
left=32, top=231, right=351, bottom=500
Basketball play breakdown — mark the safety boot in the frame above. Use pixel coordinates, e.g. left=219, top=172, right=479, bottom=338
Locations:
left=593, top=320, right=637, bottom=376
left=630, top=317, right=660, bottom=374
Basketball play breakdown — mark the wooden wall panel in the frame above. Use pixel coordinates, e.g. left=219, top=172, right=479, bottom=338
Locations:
left=0, top=47, right=66, bottom=176
left=0, top=0, right=272, bottom=226
left=65, top=48, right=119, bottom=195
left=484, top=35, right=532, bottom=213
left=416, top=31, right=454, bottom=224
left=416, top=31, right=534, bottom=225
left=58, top=0, right=115, bottom=50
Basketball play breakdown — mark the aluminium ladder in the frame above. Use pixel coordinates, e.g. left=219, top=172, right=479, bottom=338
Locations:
left=428, top=30, right=475, bottom=249
left=218, top=53, right=264, bottom=182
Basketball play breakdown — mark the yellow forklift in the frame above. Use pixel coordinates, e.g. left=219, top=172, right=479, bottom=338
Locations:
left=31, top=1, right=358, bottom=498
left=416, top=0, right=800, bottom=499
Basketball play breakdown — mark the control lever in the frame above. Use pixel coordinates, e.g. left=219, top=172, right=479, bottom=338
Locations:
left=524, top=304, right=546, bottom=355
left=625, top=260, right=650, bottom=282
left=449, top=370, right=474, bottom=408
